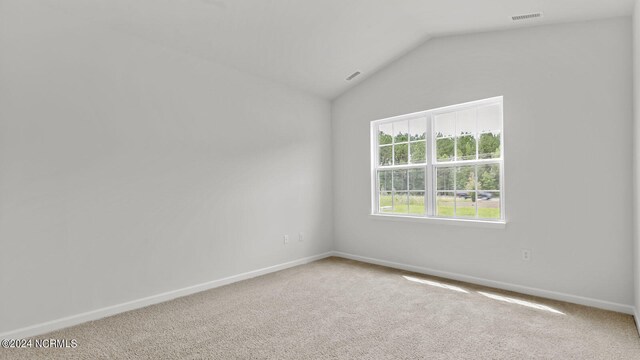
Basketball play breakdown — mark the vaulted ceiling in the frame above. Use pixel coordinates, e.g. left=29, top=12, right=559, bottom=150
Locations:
left=36, top=0, right=634, bottom=99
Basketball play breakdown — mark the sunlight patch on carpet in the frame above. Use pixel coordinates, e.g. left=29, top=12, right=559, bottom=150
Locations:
left=403, top=275, right=469, bottom=293
left=478, top=291, right=565, bottom=315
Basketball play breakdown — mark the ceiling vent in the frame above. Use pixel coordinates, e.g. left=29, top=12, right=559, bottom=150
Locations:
left=511, top=12, right=543, bottom=22
left=346, top=71, right=361, bottom=81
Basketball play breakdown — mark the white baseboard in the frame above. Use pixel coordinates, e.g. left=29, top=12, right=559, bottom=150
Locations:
left=0, top=252, right=333, bottom=339
left=3, top=250, right=634, bottom=339
left=331, top=251, right=635, bottom=315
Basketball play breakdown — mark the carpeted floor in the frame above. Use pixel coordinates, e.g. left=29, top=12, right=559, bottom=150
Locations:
left=2, top=257, right=639, bottom=359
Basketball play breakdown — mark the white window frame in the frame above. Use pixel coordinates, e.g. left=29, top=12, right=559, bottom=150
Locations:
left=370, top=96, right=505, bottom=225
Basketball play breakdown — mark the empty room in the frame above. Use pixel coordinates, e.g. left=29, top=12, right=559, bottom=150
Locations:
left=2, top=0, right=640, bottom=359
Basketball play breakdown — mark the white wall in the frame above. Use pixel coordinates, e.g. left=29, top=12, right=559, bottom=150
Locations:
left=0, top=1, right=332, bottom=333
left=633, top=0, right=640, bottom=317
left=332, top=18, right=634, bottom=306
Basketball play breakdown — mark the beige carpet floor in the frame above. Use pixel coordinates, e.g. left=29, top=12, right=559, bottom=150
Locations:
left=2, top=257, right=639, bottom=359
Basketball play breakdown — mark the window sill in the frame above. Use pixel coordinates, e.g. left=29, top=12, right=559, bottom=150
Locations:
left=369, top=213, right=506, bottom=229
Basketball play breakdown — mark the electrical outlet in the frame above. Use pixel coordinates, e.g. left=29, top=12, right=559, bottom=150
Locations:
left=298, top=232, right=304, bottom=242
left=283, top=235, right=289, bottom=245
left=522, top=249, right=531, bottom=261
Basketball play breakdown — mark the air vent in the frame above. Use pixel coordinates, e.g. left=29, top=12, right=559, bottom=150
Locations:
left=346, top=71, right=361, bottom=81
left=511, top=12, right=543, bottom=22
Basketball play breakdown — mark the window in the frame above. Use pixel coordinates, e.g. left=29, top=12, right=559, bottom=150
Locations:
left=371, top=97, right=504, bottom=222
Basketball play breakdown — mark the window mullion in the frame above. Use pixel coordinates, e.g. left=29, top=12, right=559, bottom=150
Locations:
left=454, top=111, right=458, bottom=162
left=426, top=114, right=434, bottom=216
left=453, top=164, right=457, bottom=217
left=474, top=164, right=478, bottom=218
left=407, top=121, right=411, bottom=164
left=391, top=135, right=395, bottom=166
left=391, top=168, right=395, bottom=210
left=475, top=107, right=479, bottom=161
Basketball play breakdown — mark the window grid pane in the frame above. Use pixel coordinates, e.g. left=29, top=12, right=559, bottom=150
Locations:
left=393, top=121, right=409, bottom=143
left=409, top=191, right=425, bottom=215
left=394, top=143, right=408, bottom=165
left=409, top=141, right=426, bottom=163
left=379, top=145, right=392, bottom=166
left=436, top=192, right=455, bottom=217
left=478, top=191, right=501, bottom=219
left=379, top=191, right=393, bottom=213
left=378, top=123, right=393, bottom=145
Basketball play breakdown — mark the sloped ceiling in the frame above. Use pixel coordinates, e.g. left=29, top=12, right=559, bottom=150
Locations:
left=34, top=0, right=634, bottom=99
